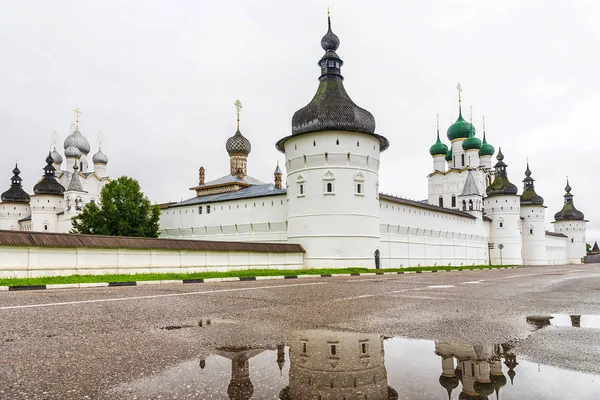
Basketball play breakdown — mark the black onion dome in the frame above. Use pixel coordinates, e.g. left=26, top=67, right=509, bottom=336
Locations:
left=226, top=130, right=251, bottom=156
left=520, top=162, right=544, bottom=206
left=1, top=164, right=30, bottom=203
left=486, top=148, right=518, bottom=197
left=554, top=180, right=585, bottom=221
left=33, top=152, right=65, bottom=196
left=277, top=14, right=388, bottom=152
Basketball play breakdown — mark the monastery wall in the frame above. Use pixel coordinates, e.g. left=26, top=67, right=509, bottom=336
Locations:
left=0, top=245, right=303, bottom=279
left=379, top=198, right=490, bottom=267
left=159, top=194, right=288, bottom=243
left=545, top=234, right=567, bottom=265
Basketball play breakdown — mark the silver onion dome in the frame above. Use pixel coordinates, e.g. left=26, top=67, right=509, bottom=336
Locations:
left=65, top=145, right=82, bottom=159
left=63, top=129, right=91, bottom=154
left=92, top=148, right=108, bottom=164
left=50, top=148, right=63, bottom=164
left=226, top=130, right=251, bottom=156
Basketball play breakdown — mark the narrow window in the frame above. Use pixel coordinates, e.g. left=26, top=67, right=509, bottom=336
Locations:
left=327, top=182, right=333, bottom=193
left=357, top=141, right=360, bottom=147
left=461, top=154, right=465, bottom=166
left=462, top=200, right=466, bottom=211
left=361, top=343, right=367, bottom=354
left=303, top=343, right=307, bottom=354
left=499, top=222, right=504, bottom=228
left=199, top=206, right=202, bottom=214
left=438, top=196, right=443, bottom=207
left=357, top=184, right=362, bottom=194
left=571, top=238, right=574, bottom=243
left=336, top=139, right=339, bottom=145
left=330, top=345, right=337, bottom=355
left=469, top=199, right=473, bottom=210
left=44, top=225, right=48, bottom=231
left=451, top=195, right=456, bottom=208
left=313, top=140, right=316, bottom=146
left=300, top=184, right=304, bottom=195
left=529, top=228, right=533, bottom=234
left=207, top=205, right=211, bottom=214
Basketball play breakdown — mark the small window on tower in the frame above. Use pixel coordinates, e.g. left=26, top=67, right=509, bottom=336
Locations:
left=207, top=205, right=211, bottom=214
left=451, top=195, right=456, bottom=208
left=530, top=228, right=533, bottom=234
left=199, top=206, right=202, bottom=214
left=500, top=222, right=504, bottom=228
left=439, top=196, right=444, bottom=207
left=327, top=182, right=333, bottom=193
left=461, top=154, right=465, bottom=166
left=357, top=183, right=362, bottom=194
left=300, top=184, right=304, bottom=195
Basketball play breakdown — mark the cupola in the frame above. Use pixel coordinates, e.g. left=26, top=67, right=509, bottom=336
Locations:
left=430, top=115, right=449, bottom=156
left=554, top=179, right=585, bottom=221
left=226, top=100, right=251, bottom=157
left=33, top=152, right=65, bottom=195
left=447, top=83, right=476, bottom=141
left=486, top=148, right=518, bottom=196
left=520, top=162, right=544, bottom=206
left=1, top=164, right=30, bottom=203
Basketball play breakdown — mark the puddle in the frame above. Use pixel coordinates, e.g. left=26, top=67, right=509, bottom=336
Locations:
left=114, top=329, right=600, bottom=399
left=527, top=314, right=600, bottom=329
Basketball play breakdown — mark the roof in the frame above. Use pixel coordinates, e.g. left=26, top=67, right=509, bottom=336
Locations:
left=379, top=193, right=477, bottom=219
left=156, top=202, right=177, bottom=209
left=190, top=174, right=264, bottom=191
left=0, top=230, right=305, bottom=253
left=173, top=183, right=286, bottom=208
left=545, top=231, right=567, bottom=238
left=459, top=171, right=480, bottom=196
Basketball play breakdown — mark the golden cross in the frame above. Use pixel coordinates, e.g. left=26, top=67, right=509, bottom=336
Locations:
left=73, top=108, right=82, bottom=128
left=234, top=99, right=242, bottom=131
left=456, top=82, right=462, bottom=104
left=327, top=6, right=330, bottom=17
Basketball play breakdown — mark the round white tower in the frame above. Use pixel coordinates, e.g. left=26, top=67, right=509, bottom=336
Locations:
left=484, top=149, right=522, bottom=265
left=519, top=163, right=547, bottom=265
left=0, top=164, right=31, bottom=230
left=30, top=153, right=65, bottom=232
left=276, top=14, right=388, bottom=268
left=553, top=179, right=587, bottom=264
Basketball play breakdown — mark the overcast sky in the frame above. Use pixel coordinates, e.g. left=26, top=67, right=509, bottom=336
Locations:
left=1, top=0, right=598, bottom=242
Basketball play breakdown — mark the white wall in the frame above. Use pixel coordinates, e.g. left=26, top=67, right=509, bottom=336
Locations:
left=0, top=245, right=304, bottom=278
left=160, top=194, right=288, bottom=242
left=379, top=199, right=490, bottom=267
left=0, top=202, right=30, bottom=230
left=553, top=220, right=586, bottom=264
left=485, top=195, right=523, bottom=265
left=545, top=234, right=567, bottom=265
left=520, top=205, right=547, bottom=265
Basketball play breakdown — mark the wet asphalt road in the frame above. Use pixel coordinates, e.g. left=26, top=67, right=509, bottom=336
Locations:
left=0, top=264, right=599, bottom=399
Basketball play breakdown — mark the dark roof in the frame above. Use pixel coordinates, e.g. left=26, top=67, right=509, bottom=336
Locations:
left=486, top=149, right=518, bottom=197
left=545, top=231, right=567, bottom=238
left=1, top=164, right=30, bottom=204
left=226, top=130, right=251, bottom=156
left=172, top=183, right=286, bottom=208
left=520, top=163, right=544, bottom=206
left=0, top=230, right=305, bottom=253
left=190, top=174, right=264, bottom=190
left=157, top=202, right=177, bottom=209
left=33, top=153, right=65, bottom=196
left=554, top=180, right=585, bottom=221
left=379, top=193, right=477, bottom=219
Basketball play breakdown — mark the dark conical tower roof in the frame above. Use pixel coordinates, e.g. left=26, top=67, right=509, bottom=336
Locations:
left=486, top=148, right=518, bottom=197
left=554, top=179, right=584, bottom=221
left=33, top=152, right=65, bottom=196
left=520, top=162, right=544, bottom=206
left=276, top=12, right=388, bottom=152
left=1, top=164, right=30, bottom=203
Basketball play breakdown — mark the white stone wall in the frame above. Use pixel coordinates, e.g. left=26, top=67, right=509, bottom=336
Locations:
left=0, top=203, right=30, bottom=230
left=484, top=195, right=523, bottom=265
left=0, top=245, right=304, bottom=278
left=160, top=194, right=288, bottom=243
left=553, top=220, right=587, bottom=264
left=379, top=199, right=490, bottom=267
left=545, top=234, right=567, bottom=265
left=29, top=194, right=64, bottom=232
left=520, top=205, right=547, bottom=265
left=284, top=131, right=381, bottom=268
left=428, top=168, right=488, bottom=209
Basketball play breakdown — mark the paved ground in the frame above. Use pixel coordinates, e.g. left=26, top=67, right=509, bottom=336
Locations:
left=0, top=264, right=599, bottom=399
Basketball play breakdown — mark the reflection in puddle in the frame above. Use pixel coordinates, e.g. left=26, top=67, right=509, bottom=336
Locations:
left=526, top=314, right=600, bottom=329
left=115, top=330, right=600, bottom=399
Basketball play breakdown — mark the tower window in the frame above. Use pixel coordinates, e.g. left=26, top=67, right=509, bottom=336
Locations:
left=499, top=222, right=504, bottom=228
left=198, top=206, right=202, bottom=214
left=357, top=183, right=362, bottom=194
left=357, top=141, right=360, bottom=147
left=461, top=154, right=465, bottom=166
left=462, top=200, right=466, bottom=211
left=44, top=225, right=48, bottom=231
left=469, top=199, right=473, bottom=210
left=438, top=196, right=443, bottom=207
left=361, top=343, right=368, bottom=354
left=302, top=342, right=307, bottom=354
left=300, top=184, right=304, bottom=195
left=330, top=345, right=337, bottom=356
left=336, top=139, right=339, bottom=145
left=327, top=182, right=333, bottom=193
left=451, top=195, right=456, bottom=208
left=207, top=205, right=211, bottom=214
left=313, top=140, right=316, bottom=146
left=529, top=228, right=533, bottom=234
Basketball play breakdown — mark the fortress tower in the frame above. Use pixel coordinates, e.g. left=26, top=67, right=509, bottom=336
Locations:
left=520, top=163, right=546, bottom=265
left=553, top=179, right=587, bottom=264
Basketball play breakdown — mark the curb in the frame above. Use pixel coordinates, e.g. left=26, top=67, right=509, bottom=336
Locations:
left=0, top=267, right=518, bottom=292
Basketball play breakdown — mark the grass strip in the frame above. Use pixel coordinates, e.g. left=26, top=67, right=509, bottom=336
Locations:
left=0, top=265, right=511, bottom=287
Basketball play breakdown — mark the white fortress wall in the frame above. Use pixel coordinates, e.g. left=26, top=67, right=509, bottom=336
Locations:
left=545, top=234, right=567, bottom=265
left=159, top=194, right=288, bottom=243
left=379, top=198, right=490, bottom=267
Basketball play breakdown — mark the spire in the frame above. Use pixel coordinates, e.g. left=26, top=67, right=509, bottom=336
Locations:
left=73, top=107, right=81, bottom=128
left=521, top=161, right=544, bottom=206
left=1, top=163, right=30, bottom=203
left=486, top=148, right=518, bottom=197
left=460, top=170, right=480, bottom=196
left=457, top=82, right=463, bottom=116
left=235, top=99, right=242, bottom=131
left=33, top=152, right=65, bottom=195
left=554, top=178, right=584, bottom=221
left=447, top=83, right=476, bottom=141
left=274, top=162, right=283, bottom=190
left=67, top=161, right=84, bottom=192
left=430, top=113, right=449, bottom=156
left=479, top=116, right=494, bottom=156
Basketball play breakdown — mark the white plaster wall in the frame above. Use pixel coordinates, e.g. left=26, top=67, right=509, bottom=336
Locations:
left=0, top=246, right=304, bottom=278
left=428, top=168, right=488, bottom=209
left=379, top=199, right=489, bottom=267
left=30, top=194, right=63, bottom=232
left=284, top=131, right=381, bottom=268
left=485, top=195, right=522, bottom=265
left=545, top=234, right=567, bottom=265
left=465, top=149, right=479, bottom=168
left=159, top=194, right=288, bottom=242
left=520, top=206, right=547, bottom=265
left=553, top=220, right=587, bottom=264
left=0, top=202, right=31, bottom=230
left=433, top=154, right=445, bottom=172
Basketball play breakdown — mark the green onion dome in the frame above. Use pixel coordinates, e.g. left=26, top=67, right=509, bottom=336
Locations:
left=462, top=129, right=481, bottom=151
left=479, top=132, right=495, bottom=156
left=429, top=133, right=448, bottom=156
left=445, top=149, right=452, bottom=161
left=447, top=110, right=475, bottom=141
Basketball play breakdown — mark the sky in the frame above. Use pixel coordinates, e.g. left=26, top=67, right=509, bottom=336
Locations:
left=0, top=0, right=599, bottom=242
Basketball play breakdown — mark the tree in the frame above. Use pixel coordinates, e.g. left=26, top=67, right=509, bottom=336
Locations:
left=587, top=243, right=592, bottom=254
left=72, top=176, right=160, bottom=237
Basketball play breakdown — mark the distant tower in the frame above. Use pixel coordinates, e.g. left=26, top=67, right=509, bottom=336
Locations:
left=63, top=109, right=91, bottom=172
left=520, top=162, right=546, bottom=265
left=478, top=116, right=495, bottom=169
left=484, top=149, right=522, bottom=265
left=275, top=11, right=389, bottom=268
left=274, top=162, right=283, bottom=189
left=31, top=153, right=65, bottom=232
left=0, top=164, right=31, bottom=230
left=92, top=132, right=109, bottom=177
left=226, top=100, right=251, bottom=178
left=553, top=179, right=587, bottom=264
left=50, top=131, right=63, bottom=174
left=429, top=114, right=448, bottom=172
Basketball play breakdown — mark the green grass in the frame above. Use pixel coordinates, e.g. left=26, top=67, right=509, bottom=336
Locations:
left=0, top=265, right=512, bottom=287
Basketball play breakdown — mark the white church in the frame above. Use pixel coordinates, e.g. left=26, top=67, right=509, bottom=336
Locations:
left=159, top=15, right=587, bottom=268
left=0, top=111, right=110, bottom=233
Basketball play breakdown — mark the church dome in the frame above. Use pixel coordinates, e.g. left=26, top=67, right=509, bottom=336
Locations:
left=226, top=130, right=251, bottom=156
left=445, top=148, right=452, bottom=162
left=33, top=153, right=65, bottom=196
left=521, top=163, right=544, bottom=206
left=479, top=134, right=495, bottom=156
left=462, top=131, right=481, bottom=151
left=50, top=148, right=63, bottom=164
left=92, top=148, right=108, bottom=164
left=65, top=145, right=82, bottom=159
left=1, top=164, right=30, bottom=204
left=63, top=129, right=91, bottom=155
left=486, top=149, right=518, bottom=197
left=430, top=134, right=448, bottom=156
left=447, top=113, right=475, bottom=141
left=554, top=180, right=584, bottom=221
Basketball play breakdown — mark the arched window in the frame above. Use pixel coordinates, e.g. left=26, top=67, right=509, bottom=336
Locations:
left=198, top=206, right=202, bottom=214
left=354, top=172, right=365, bottom=196
left=451, top=195, right=456, bottom=208
left=336, top=139, right=339, bottom=145
left=297, top=175, right=305, bottom=197
left=357, top=183, right=362, bottom=194
left=300, top=184, right=304, bottom=195
left=469, top=199, right=473, bottom=210
left=462, top=200, right=467, bottom=211
left=327, top=182, right=333, bottom=193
